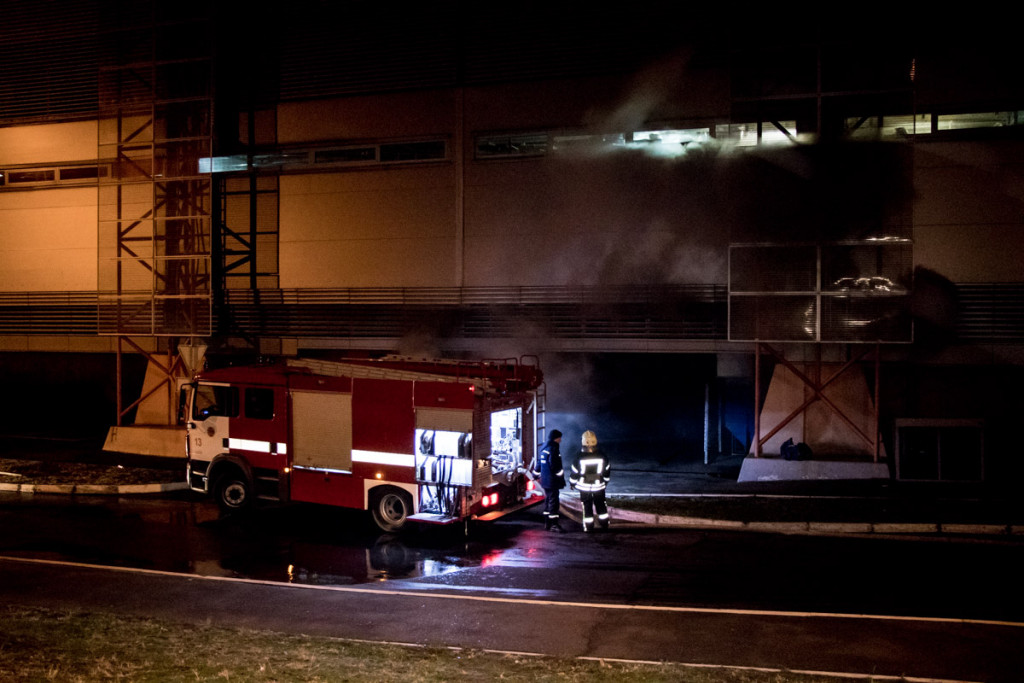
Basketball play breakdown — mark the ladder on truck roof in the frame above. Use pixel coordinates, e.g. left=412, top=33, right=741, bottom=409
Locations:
left=286, top=356, right=543, bottom=393
left=287, top=357, right=487, bottom=388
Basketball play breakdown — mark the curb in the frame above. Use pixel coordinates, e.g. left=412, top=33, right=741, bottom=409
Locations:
left=4, top=482, right=1021, bottom=538
left=0, top=481, right=189, bottom=495
left=560, top=494, right=1021, bottom=539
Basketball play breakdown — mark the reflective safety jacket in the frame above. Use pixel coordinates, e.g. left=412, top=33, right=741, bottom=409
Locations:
left=570, top=447, right=610, bottom=492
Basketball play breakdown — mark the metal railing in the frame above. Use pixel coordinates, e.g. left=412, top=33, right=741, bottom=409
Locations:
left=219, top=285, right=727, bottom=341
left=0, top=283, right=1021, bottom=345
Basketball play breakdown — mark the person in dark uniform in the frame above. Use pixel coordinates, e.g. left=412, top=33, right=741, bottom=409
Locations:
left=532, top=429, right=565, bottom=532
left=570, top=430, right=611, bottom=532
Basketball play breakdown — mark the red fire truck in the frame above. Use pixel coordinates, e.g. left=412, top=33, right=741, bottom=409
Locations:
left=185, top=356, right=547, bottom=532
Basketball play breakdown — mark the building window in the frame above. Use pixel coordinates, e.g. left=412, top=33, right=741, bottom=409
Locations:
left=937, top=111, right=1023, bottom=131
left=198, top=139, right=447, bottom=174
left=379, top=140, right=446, bottom=162
left=475, top=133, right=548, bottom=159
left=315, top=147, right=377, bottom=164
left=0, top=164, right=109, bottom=188
left=9, top=169, right=56, bottom=183
left=715, top=122, right=801, bottom=146
left=59, top=166, right=107, bottom=181
left=845, top=114, right=932, bottom=138
left=476, top=127, right=713, bottom=160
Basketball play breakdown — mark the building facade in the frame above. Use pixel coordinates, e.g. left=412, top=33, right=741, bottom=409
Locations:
left=1, top=3, right=1021, bottom=479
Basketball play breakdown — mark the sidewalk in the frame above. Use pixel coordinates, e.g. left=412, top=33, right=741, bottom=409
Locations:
left=3, top=435, right=1023, bottom=539
left=560, top=455, right=1024, bottom=539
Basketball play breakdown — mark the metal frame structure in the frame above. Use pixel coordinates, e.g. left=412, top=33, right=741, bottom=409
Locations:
left=97, top=2, right=213, bottom=425
left=727, top=34, right=916, bottom=463
left=753, top=342, right=882, bottom=462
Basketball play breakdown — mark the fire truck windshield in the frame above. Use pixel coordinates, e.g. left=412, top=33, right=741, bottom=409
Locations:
left=192, top=384, right=239, bottom=420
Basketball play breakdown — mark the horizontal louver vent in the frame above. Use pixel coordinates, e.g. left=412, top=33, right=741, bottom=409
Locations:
left=956, top=283, right=1024, bottom=343
left=0, top=0, right=100, bottom=123
left=0, top=284, right=1021, bottom=344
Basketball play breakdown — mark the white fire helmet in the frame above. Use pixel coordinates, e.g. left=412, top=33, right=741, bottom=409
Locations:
left=582, top=430, right=598, bottom=447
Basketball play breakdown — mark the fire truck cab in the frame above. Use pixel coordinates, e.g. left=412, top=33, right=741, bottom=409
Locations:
left=185, top=356, right=546, bottom=532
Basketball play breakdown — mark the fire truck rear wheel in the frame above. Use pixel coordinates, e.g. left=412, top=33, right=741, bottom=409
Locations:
left=370, top=488, right=412, bottom=533
left=215, top=472, right=251, bottom=512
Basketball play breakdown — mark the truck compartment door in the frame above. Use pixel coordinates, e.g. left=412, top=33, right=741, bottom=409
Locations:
left=292, top=390, right=352, bottom=471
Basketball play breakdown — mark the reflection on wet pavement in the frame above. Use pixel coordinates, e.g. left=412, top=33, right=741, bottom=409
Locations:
left=0, top=492, right=534, bottom=590
left=193, top=503, right=526, bottom=587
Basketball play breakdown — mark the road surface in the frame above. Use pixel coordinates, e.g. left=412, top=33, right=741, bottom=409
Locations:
left=0, top=492, right=1021, bottom=681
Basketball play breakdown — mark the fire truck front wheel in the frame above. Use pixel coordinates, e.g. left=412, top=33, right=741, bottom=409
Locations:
left=370, top=487, right=412, bottom=533
left=214, top=469, right=252, bottom=512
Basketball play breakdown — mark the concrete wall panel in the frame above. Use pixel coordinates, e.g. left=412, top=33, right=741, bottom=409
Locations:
left=913, top=140, right=1024, bottom=283
left=279, top=170, right=455, bottom=288
left=278, top=91, right=455, bottom=143
left=0, top=188, right=96, bottom=291
left=0, top=121, right=95, bottom=165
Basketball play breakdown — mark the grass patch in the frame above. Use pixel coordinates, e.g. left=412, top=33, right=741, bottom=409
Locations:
left=0, top=459, right=181, bottom=486
left=0, top=604, right=852, bottom=682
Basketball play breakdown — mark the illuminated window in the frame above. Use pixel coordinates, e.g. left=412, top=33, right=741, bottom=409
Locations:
left=198, top=140, right=446, bottom=173
left=715, top=122, right=800, bottom=146
left=937, top=111, right=1023, bottom=131
left=845, top=114, right=932, bottom=139
left=621, top=129, right=710, bottom=157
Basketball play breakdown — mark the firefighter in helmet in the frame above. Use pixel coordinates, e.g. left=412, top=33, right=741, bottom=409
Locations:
left=570, top=430, right=611, bottom=532
left=532, top=429, right=565, bottom=532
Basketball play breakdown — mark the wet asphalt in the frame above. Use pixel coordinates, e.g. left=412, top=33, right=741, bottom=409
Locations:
left=3, top=433, right=1024, bottom=533
left=3, top=435, right=1024, bottom=680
